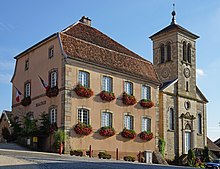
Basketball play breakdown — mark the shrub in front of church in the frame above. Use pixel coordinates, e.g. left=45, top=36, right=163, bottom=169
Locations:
left=122, top=92, right=137, bottom=105
left=139, top=131, right=153, bottom=141
left=140, top=99, right=154, bottom=108
left=99, top=126, right=115, bottom=137
left=74, top=122, right=92, bottom=136
left=99, top=91, right=115, bottom=101
left=46, top=86, right=59, bottom=97
left=74, top=84, right=94, bottom=98
left=121, top=128, right=136, bottom=139
left=21, top=96, right=32, bottom=106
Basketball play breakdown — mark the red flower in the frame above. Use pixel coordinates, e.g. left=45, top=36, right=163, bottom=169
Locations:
left=75, top=84, right=93, bottom=98
left=139, top=131, right=153, bottom=141
left=140, top=99, right=154, bottom=108
left=99, top=126, right=115, bottom=137
left=74, top=122, right=92, bottom=136
left=100, top=91, right=115, bottom=102
left=122, top=92, right=137, bottom=106
left=121, top=128, right=136, bottom=139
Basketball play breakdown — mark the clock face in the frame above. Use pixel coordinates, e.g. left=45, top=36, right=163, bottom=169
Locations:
left=184, top=68, right=190, bottom=78
left=161, top=67, right=169, bottom=79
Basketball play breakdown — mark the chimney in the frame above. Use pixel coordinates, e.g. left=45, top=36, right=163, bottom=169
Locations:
left=79, top=16, right=91, bottom=26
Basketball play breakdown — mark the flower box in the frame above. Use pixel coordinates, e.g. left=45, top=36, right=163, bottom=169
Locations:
left=139, top=131, right=153, bottom=141
left=98, top=151, right=111, bottom=159
left=99, top=126, right=115, bottom=137
left=74, top=84, right=93, bottom=98
left=122, top=92, right=137, bottom=105
left=74, top=122, right=92, bottom=136
left=140, top=99, right=154, bottom=108
left=21, top=96, right=32, bottom=106
left=46, top=86, right=59, bottom=97
left=124, top=156, right=135, bottom=162
left=121, top=128, right=136, bottom=139
left=100, top=91, right=115, bottom=102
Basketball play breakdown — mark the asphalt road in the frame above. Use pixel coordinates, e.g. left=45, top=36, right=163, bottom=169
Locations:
left=0, top=143, right=197, bottom=169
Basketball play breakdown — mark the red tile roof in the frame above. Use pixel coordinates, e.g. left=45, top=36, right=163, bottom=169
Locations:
left=60, top=22, right=160, bottom=84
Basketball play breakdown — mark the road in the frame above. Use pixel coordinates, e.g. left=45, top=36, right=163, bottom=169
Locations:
left=0, top=143, right=196, bottom=169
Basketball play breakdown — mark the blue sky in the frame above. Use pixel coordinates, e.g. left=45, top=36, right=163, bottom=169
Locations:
left=0, top=0, right=220, bottom=141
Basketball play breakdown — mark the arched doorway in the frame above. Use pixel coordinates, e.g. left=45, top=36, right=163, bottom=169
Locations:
left=184, top=124, right=191, bottom=153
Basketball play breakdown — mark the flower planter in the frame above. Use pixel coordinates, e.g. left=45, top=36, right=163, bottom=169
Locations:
left=21, top=96, right=32, bottom=106
left=139, top=131, right=153, bottom=141
left=74, top=84, right=93, bottom=98
left=46, top=86, right=59, bottom=97
left=74, top=122, right=92, bottom=136
left=140, top=99, right=154, bottom=108
left=99, top=91, right=115, bottom=102
left=121, top=128, right=136, bottom=139
left=122, top=92, right=136, bottom=105
left=99, top=126, right=115, bottom=137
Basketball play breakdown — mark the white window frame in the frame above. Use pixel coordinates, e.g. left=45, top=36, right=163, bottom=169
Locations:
left=25, top=82, right=31, bottom=97
left=142, top=117, right=151, bottom=132
left=101, top=111, right=112, bottom=127
left=50, top=108, right=57, bottom=124
left=78, top=108, right=89, bottom=125
left=141, top=85, right=151, bottom=100
left=124, top=114, right=134, bottom=130
left=102, top=76, right=113, bottom=92
left=79, top=71, right=89, bottom=88
left=50, top=71, right=57, bottom=87
left=124, top=81, right=133, bottom=95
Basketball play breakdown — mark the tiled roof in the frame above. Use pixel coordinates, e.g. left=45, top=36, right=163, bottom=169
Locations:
left=207, top=137, right=220, bottom=152
left=149, top=23, right=199, bottom=39
left=60, top=23, right=160, bottom=84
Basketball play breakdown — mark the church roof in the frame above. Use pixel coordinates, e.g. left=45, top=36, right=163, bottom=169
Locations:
left=60, top=21, right=160, bottom=84
left=196, top=86, right=208, bottom=103
left=207, top=137, right=220, bottom=152
left=149, top=23, right=199, bottom=40
left=159, top=79, right=177, bottom=91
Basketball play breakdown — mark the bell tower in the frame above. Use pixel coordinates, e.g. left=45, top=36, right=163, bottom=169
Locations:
left=149, top=6, right=199, bottom=98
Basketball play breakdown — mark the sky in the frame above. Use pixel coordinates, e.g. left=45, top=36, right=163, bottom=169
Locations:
left=0, top=0, right=220, bottom=141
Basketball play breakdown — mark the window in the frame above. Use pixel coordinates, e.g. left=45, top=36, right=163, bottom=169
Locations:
left=142, top=85, right=151, bottom=100
left=183, top=41, right=187, bottom=61
left=160, top=44, right=165, bottom=63
left=101, top=111, right=112, bottom=127
left=142, top=117, right=151, bottom=132
left=169, top=108, right=174, bottom=130
left=49, top=71, right=57, bottom=87
left=167, top=42, right=171, bottom=61
left=186, top=81, right=189, bottom=92
left=187, top=43, right=191, bottom=63
left=50, top=108, right=57, bottom=124
left=124, top=81, right=133, bottom=95
left=25, top=59, right=29, bottom=70
left=198, top=113, right=202, bottom=134
left=79, top=71, right=90, bottom=88
left=48, top=46, right=54, bottom=58
left=78, top=108, right=89, bottom=125
left=124, top=114, right=134, bottom=130
left=24, top=82, right=31, bottom=97
left=102, top=76, right=113, bottom=92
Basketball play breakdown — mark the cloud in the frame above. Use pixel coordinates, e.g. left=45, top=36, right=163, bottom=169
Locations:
left=196, top=68, right=205, bottom=78
left=0, top=22, right=14, bottom=32
left=0, top=61, right=14, bottom=71
left=0, top=73, right=12, bottom=84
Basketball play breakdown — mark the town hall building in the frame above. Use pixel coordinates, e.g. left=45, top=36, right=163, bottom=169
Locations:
left=11, top=10, right=208, bottom=161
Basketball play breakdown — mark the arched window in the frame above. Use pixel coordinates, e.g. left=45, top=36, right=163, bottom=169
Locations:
left=183, top=41, right=187, bottom=61
left=160, top=44, right=165, bottom=63
left=187, top=43, right=191, bottom=63
left=167, top=42, right=171, bottom=61
left=169, top=108, right=174, bottom=130
left=198, top=113, right=202, bottom=134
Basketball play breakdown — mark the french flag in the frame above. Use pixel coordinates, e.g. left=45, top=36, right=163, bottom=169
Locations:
left=38, top=76, right=49, bottom=90
left=15, top=88, right=22, bottom=102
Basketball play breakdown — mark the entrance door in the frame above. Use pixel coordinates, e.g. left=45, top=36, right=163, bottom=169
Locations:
left=185, top=131, right=191, bottom=153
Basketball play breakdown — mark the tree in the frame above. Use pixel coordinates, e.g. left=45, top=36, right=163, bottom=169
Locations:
left=203, top=146, right=210, bottom=162
left=39, top=112, right=57, bottom=136
left=187, top=149, right=196, bottom=167
left=2, top=127, right=11, bottom=141
left=23, top=115, right=38, bottom=137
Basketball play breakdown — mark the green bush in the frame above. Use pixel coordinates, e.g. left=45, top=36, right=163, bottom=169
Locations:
left=124, top=156, right=135, bottom=162
left=187, top=149, right=196, bottom=167
left=98, top=151, right=111, bottom=159
left=2, top=127, right=11, bottom=141
left=203, top=146, right=210, bottom=162
left=158, top=138, right=166, bottom=157
left=70, top=149, right=83, bottom=156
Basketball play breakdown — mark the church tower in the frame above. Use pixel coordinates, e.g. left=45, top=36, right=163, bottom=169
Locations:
left=150, top=6, right=208, bottom=159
